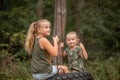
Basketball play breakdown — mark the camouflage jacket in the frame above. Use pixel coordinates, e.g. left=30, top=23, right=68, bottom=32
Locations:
left=65, top=46, right=86, bottom=72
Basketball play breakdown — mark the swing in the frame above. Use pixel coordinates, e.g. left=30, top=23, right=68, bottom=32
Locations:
left=47, top=71, right=93, bottom=80
left=47, top=0, right=93, bottom=80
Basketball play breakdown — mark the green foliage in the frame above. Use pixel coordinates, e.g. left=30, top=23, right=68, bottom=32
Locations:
left=0, top=50, right=33, bottom=80
left=43, top=0, right=54, bottom=20
left=86, top=53, right=120, bottom=80
left=69, top=0, right=120, bottom=52
left=0, top=31, right=26, bottom=55
left=0, top=0, right=38, bottom=33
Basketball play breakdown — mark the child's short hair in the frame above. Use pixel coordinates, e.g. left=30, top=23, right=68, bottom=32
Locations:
left=66, top=31, right=78, bottom=39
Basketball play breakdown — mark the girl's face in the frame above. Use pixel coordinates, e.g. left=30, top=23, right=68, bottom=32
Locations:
left=66, top=34, right=78, bottom=48
left=38, top=22, right=51, bottom=37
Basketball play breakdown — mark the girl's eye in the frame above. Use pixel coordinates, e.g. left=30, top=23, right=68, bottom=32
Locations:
left=45, top=26, right=50, bottom=28
left=45, top=26, right=48, bottom=28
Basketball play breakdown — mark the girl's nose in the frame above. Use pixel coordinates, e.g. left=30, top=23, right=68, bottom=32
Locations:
left=48, top=28, right=50, bottom=31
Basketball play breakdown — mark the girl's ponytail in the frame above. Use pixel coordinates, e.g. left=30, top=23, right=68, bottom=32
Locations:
left=25, top=22, right=36, bottom=54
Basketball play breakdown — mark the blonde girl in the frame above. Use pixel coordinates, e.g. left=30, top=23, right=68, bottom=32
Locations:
left=25, top=19, right=68, bottom=80
left=64, top=31, right=88, bottom=72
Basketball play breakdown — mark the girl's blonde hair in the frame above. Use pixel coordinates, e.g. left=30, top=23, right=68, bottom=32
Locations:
left=25, top=19, right=51, bottom=54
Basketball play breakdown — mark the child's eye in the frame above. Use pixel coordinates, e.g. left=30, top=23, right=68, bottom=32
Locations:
left=72, top=38, right=75, bottom=40
left=67, top=39, right=70, bottom=41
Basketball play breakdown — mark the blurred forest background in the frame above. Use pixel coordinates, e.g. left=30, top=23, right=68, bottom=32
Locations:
left=0, top=0, right=120, bottom=80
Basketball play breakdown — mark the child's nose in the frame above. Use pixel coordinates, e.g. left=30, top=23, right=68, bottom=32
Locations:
left=69, top=40, right=72, bottom=42
left=48, top=28, right=50, bottom=31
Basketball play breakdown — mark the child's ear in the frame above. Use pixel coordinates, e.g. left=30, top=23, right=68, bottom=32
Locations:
left=77, top=38, right=79, bottom=42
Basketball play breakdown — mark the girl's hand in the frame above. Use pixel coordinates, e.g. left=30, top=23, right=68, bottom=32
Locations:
left=53, top=36, right=59, bottom=43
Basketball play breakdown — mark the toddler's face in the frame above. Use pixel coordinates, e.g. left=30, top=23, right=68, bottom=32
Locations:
left=66, top=34, right=78, bottom=48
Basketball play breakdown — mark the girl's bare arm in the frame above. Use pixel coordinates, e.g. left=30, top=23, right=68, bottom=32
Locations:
left=39, top=37, right=58, bottom=57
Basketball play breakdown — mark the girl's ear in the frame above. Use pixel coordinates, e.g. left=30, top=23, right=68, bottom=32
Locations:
left=37, top=27, right=41, bottom=33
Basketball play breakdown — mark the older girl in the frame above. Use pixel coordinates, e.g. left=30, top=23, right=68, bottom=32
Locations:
left=25, top=19, right=69, bottom=80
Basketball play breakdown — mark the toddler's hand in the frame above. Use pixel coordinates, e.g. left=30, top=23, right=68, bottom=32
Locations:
left=60, top=42, right=64, bottom=48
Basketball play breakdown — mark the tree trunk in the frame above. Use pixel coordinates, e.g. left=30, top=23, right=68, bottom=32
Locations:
left=53, top=0, right=66, bottom=65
